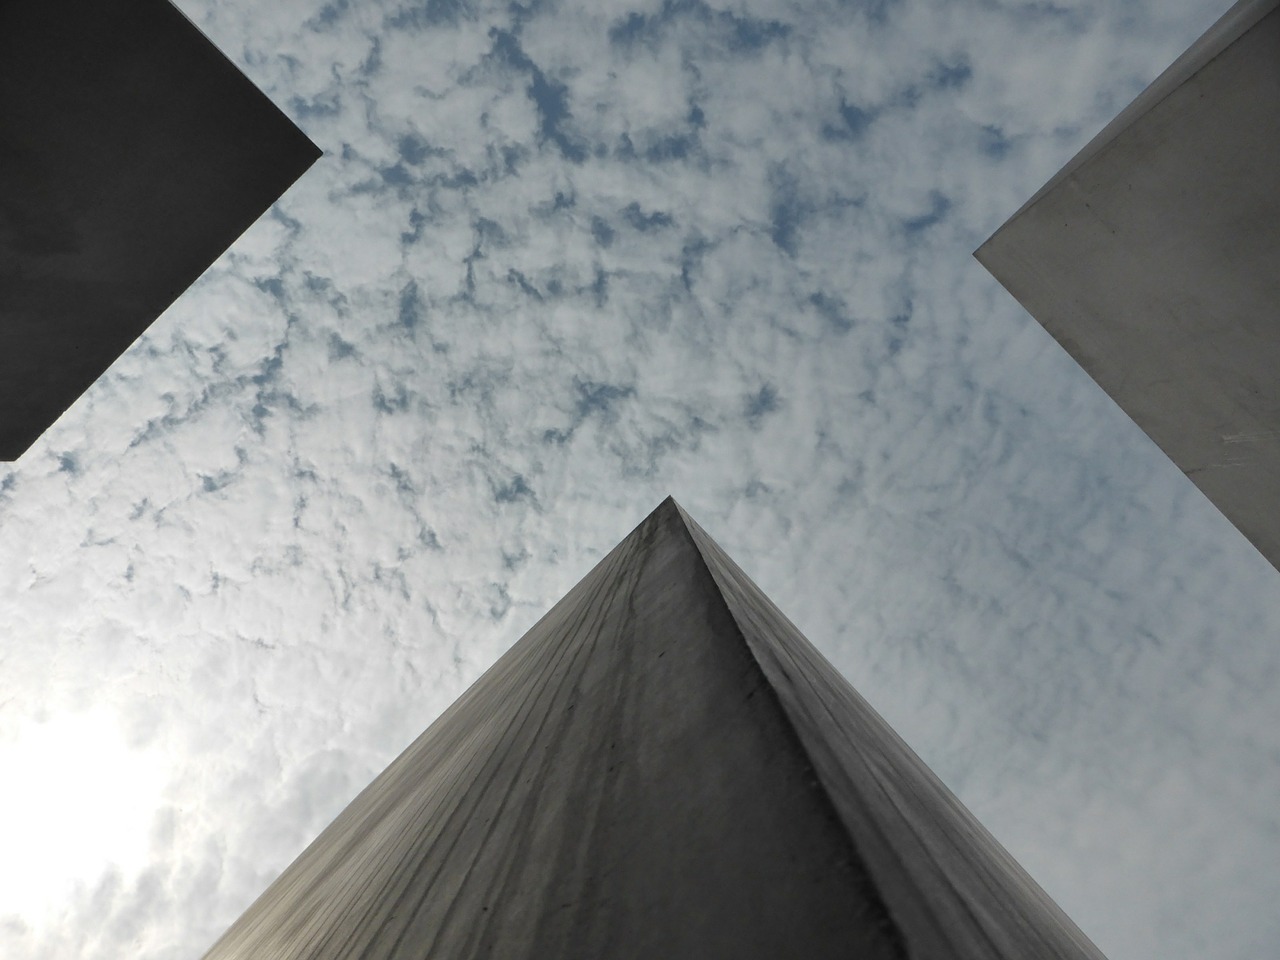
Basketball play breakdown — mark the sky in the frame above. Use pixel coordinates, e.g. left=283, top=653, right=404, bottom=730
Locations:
left=1, top=0, right=1278, bottom=957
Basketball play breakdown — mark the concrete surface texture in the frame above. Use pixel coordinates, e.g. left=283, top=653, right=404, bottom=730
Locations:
left=975, top=0, right=1280, bottom=573
left=0, top=0, right=320, bottom=461
left=199, top=498, right=1107, bottom=960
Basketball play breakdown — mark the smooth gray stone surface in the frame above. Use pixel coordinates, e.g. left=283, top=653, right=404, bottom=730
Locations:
left=975, top=0, right=1280, bottom=573
left=0, top=0, right=320, bottom=461
left=200, top=498, right=1106, bottom=960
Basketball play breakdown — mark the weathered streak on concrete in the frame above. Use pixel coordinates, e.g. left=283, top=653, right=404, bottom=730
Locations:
left=0, top=0, right=320, bottom=461
left=200, top=498, right=1107, bottom=960
left=975, top=0, right=1280, bottom=573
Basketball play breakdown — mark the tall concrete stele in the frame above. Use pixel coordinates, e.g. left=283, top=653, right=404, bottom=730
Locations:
left=976, top=0, right=1280, bottom=573
left=0, top=0, right=319, bottom=461
left=200, top=499, right=1107, bottom=960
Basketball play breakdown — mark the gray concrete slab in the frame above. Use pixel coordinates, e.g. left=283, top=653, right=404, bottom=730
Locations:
left=975, top=0, right=1280, bottom=573
left=199, top=498, right=1107, bottom=960
left=0, top=0, right=320, bottom=461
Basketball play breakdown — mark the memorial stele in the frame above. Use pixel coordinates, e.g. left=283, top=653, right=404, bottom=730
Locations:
left=977, top=0, right=1280, bottom=573
left=198, top=498, right=1107, bottom=960
left=0, top=0, right=319, bottom=461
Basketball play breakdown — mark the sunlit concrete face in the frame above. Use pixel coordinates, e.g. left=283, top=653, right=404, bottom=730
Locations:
left=0, top=0, right=320, bottom=461
left=199, top=498, right=1107, bottom=960
left=976, top=0, right=1280, bottom=573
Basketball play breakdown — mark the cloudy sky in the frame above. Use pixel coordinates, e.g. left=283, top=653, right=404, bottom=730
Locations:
left=2, top=0, right=1278, bottom=957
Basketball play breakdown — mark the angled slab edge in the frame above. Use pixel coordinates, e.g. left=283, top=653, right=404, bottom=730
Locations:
left=676, top=501, right=1106, bottom=959
left=0, top=0, right=321, bottom=461
left=1001, top=0, right=1279, bottom=218
left=974, top=0, right=1280, bottom=574
left=199, top=498, right=1106, bottom=960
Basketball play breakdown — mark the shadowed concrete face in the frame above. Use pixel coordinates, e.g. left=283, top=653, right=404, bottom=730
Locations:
left=0, top=0, right=320, bottom=461
left=975, top=0, right=1280, bottom=573
left=199, top=498, right=1107, bottom=960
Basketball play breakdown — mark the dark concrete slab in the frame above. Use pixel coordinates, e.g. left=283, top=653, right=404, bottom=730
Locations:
left=199, top=498, right=1107, bottom=960
left=0, top=0, right=320, bottom=461
left=975, top=0, right=1280, bottom=573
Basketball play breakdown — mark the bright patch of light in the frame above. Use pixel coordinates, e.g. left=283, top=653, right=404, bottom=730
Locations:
left=0, top=708, right=167, bottom=922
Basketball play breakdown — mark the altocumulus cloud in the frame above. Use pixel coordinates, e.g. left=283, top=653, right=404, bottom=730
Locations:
left=1, top=1, right=1278, bottom=959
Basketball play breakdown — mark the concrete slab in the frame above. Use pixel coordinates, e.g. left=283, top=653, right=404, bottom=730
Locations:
left=0, top=0, right=320, bottom=461
left=975, top=0, right=1280, bottom=573
left=199, top=498, right=1107, bottom=960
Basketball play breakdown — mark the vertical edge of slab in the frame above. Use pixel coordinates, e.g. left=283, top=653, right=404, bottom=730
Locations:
left=992, top=0, right=1279, bottom=221
left=674, top=500, right=1108, bottom=960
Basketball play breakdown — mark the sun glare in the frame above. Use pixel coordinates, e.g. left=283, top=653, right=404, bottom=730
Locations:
left=0, top=708, right=167, bottom=922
